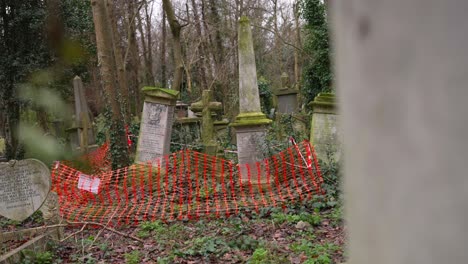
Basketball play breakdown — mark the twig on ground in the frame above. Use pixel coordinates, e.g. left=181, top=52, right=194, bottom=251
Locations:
left=51, top=221, right=144, bottom=244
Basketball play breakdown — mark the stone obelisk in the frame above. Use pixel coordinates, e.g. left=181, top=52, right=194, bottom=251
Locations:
left=231, top=16, right=272, bottom=183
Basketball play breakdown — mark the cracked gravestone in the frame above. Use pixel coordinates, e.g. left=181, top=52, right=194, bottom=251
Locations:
left=0, top=159, right=51, bottom=221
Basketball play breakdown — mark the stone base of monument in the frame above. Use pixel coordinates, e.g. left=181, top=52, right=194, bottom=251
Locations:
left=309, top=93, right=342, bottom=164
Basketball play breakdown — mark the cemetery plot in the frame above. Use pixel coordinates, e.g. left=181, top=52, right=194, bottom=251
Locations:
left=51, top=141, right=324, bottom=226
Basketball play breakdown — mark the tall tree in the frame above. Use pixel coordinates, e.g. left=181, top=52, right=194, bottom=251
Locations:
left=162, top=0, right=184, bottom=92
left=301, top=0, right=332, bottom=104
left=144, top=1, right=155, bottom=86
left=0, top=0, right=49, bottom=159
left=125, top=0, right=141, bottom=115
left=160, top=3, right=167, bottom=88
left=90, top=0, right=130, bottom=168
left=107, top=0, right=130, bottom=124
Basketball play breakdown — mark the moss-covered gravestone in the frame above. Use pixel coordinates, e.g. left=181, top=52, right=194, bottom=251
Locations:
left=135, top=87, right=179, bottom=165
left=191, top=90, right=223, bottom=155
left=231, top=17, right=272, bottom=183
left=310, top=93, right=342, bottom=163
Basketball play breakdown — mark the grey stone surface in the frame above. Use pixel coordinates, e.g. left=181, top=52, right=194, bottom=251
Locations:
left=277, top=93, right=298, bottom=114
left=238, top=17, right=262, bottom=113
left=309, top=93, right=342, bottom=163
left=234, top=17, right=271, bottom=182
left=295, top=221, right=311, bottom=230
left=39, top=191, right=63, bottom=239
left=71, top=76, right=95, bottom=150
left=236, top=126, right=267, bottom=183
left=136, top=101, right=175, bottom=164
left=333, top=0, right=468, bottom=263
left=0, top=159, right=51, bottom=221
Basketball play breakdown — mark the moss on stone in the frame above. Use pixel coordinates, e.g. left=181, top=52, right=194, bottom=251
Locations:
left=239, top=16, right=250, bottom=24
left=230, top=112, right=272, bottom=127
left=141, top=86, right=179, bottom=98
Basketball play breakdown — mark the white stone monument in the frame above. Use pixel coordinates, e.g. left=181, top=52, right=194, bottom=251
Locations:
left=135, top=87, right=179, bottom=165
left=0, top=159, right=51, bottom=221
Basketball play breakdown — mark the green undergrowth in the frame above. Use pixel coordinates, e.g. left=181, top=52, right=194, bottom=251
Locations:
left=48, top=160, right=345, bottom=263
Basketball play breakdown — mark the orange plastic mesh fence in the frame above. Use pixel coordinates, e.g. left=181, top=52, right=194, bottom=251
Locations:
left=51, top=141, right=324, bottom=226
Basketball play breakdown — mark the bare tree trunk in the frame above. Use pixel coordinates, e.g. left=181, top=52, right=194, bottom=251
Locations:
left=144, top=1, right=155, bottom=85
left=162, top=0, right=184, bottom=92
left=208, top=0, right=224, bottom=66
left=293, top=1, right=302, bottom=88
left=107, top=0, right=130, bottom=124
left=137, top=11, right=151, bottom=86
left=126, top=0, right=141, bottom=115
left=190, top=0, right=209, bottom=89
left=161, top=3, right=167, bottom=88
left=90, top=0, right=130, bottom=168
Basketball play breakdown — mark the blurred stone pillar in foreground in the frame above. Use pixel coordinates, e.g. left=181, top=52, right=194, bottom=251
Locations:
left=332, top=0, right=468, bottom=263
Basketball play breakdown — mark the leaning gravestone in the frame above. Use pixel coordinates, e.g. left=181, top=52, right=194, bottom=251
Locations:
left=0, top=159, right=51, bottom=221
left=135, top=87, right=179, bottom=165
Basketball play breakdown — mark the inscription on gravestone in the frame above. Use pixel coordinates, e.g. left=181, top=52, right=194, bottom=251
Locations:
left=136, top=102, right=174, bottom=162
left=0, top=159, right=51, bottom=221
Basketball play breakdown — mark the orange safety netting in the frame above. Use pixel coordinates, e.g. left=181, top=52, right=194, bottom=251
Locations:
left=51, top=141, right=324, bottom=226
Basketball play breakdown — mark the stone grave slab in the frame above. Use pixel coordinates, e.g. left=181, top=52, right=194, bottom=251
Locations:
left=135, top=87, right=179, bottom=165
left=0, top=159, right=51, bottom=221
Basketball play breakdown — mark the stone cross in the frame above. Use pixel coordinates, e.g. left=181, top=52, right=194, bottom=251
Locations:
left=231, top=17, right=272, bottom=183
left=135, top=87, right=179, bottom=165
left=190, top=90, right=222, bottom=155
left=0, top=159, right=51, bottom=221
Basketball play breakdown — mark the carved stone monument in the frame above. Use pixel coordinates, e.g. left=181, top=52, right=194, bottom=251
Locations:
left=191, top=90, right=223, bottom=155
left=66, top=76, right=95, bottom=152
left=0, top=159, right=51, bottom=221
left=310, top=93, right=342, bottom=163
left=275, top=72, right=298, bottom=114
left=231, top=17, right=272, bottom=183
left=135, top=87, right=179, bottom=165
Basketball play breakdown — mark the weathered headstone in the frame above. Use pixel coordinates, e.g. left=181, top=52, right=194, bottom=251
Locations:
left=310, top=93, right=342, bottom=163
left=135, top=87, right=179, bottom=164
left=67, top=76, right=95, bottom=151
left=0, top=159, right=51, bottom=221
left=275, top=72, right=298, bottom=114
left=231, top=17, right=272, bottom=183
left=214, top=118, right=230, bottom=145
left=191, top=90, right=223, bottom=155
left=175, top=101, right=189, bottom=119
